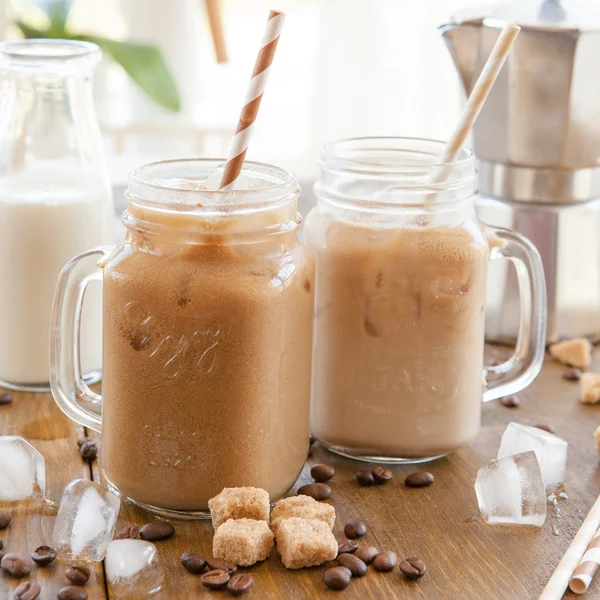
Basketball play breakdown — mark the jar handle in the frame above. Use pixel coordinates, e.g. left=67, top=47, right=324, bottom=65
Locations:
left=483, top=228, right=547, bottom=402
left=50, top=246, right=114, bottom=432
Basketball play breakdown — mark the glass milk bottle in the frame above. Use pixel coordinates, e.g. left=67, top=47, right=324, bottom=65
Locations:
left=0, top=40, right=114, bottom=390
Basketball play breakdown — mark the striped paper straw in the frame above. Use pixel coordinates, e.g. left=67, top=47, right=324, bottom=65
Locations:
left=569, top=526, right=600, bottom=594
left=539, top=492, right=600, bottom=599
left=219, top=9, right=286, bottom=190
left=430, top=22, right=520, bottom=184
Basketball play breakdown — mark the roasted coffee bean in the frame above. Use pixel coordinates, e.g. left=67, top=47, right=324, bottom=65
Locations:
left=0, top=539, right=3, bottom=550
left=324, top=566, right=352, bottom=590
left=31, top=545, right=56, bottom=567
left=372, top=466, right=393, bottom=484
left=562, top=367, right=582, bottom=381
left=373, top=550, right=397, bottom=572
left=227, top=573, right=254, bottom=595
left=534, top=424, right=556, bottom=434
left=57, top=586, right=87, bottom=600
left=405, top=471, right=434, bottom=488
left=206, top=557, right=237, bottom=574
left=1, top=553, right=31, bottom=578
left=399, top=557, right=427, bottom=580
left=310, top=464, right=335, bottom=482
left=344, top=521, right=367, bottom=539
left=201, top=569, right=230, bottom=590
left=76, top=437, right=91, bottom=448
left=297, top=483, right=332, bottom=501
left=115, top=525, right=139, bottom=540
left=337, top=540, right=359, bottom=555
left=354, top=545, right=378, bottom=565
left=140, top=520, right=175, bottom=541
left=79, top=440, right=98, bottom=463
left=337, top=552, right=367, bottom=577
left=13, top=581, right=41, bottom=600
left=499, top=394, right=520, bottom=408
left=0, top=512, right=11, bottom=529
left=0, top=392, right=13, bottom=405
left=65, top=565, right=90, bottom=586
left=356, top=468, right=375, bottom=486
left=180, top=552, right=207, bottom=574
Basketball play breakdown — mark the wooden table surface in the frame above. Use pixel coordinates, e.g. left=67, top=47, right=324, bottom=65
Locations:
left=1, top=346, right=599, bottom=600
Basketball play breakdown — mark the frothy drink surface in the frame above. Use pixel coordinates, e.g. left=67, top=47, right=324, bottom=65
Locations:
left=308, top=218, right=488, bottom=458
left=102, top=215, right=314, bottom=511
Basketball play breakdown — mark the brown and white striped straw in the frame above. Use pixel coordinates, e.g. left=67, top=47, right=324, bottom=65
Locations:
left=569, top=526, right=600, bottom=594
left=219, top=9, right=286, bottom=190
left=430, top=22, right=520, bottom=185
left=539, top=492, right=600, bottom=599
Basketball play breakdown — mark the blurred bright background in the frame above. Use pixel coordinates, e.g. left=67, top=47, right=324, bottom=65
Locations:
left=4, top=0, right=486, bottom=187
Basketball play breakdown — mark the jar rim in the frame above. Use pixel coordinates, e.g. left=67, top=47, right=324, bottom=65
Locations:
left=0, top=39, right=100, bottom=61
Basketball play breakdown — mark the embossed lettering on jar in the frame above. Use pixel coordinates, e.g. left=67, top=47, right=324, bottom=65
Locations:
left=100, top=160, right=315, bottom=512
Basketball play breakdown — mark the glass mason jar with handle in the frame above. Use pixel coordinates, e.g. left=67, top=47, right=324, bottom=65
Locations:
left=305, top=137, right=547, bottom=463
left=51, top=159, right=314, bottom=517
left=0, top=40, right=114, bottom=391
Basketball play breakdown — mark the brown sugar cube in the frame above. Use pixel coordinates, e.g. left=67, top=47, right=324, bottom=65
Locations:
left=581, top=373, right=600, bottom=404
left=276, top=517, right=337, bottom=569
left=549, top=338, right=592, bottom=369
left=212, top=518, right=274, bottom=567
left=208, top=487, right=270, bottom=529
left=271, top=496, right=335, bottom=537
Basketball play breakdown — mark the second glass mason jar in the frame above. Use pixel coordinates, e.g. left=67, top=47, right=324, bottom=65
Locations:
left=51, top=159, right=314, bottom=516
left=305, top=137, right=547, bottom=463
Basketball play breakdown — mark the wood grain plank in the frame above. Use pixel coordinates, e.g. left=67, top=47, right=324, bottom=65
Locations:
left=0, top=390, right=107, bottom=599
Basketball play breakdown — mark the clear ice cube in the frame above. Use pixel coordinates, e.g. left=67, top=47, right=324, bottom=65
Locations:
left=105, top=539, right=164, bottom=597
left=0, top=436, right=46, bottom=502
left=497, top=422, right=567, bottom=493
left=475, top=451, right=547, bottom=527
left=53, top=479, right=120, bottom=562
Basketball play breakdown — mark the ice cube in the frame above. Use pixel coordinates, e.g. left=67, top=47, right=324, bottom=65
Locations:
left=497, top=422, right=567, bottom=493
left=475, top=451, right=547, bottom=527
left=53, top=479, right=120, bottom=562
left=105, top=539, right=164, bottom=597
left=202, top=169, right=253, bottom=192
left=0, top=436, right=45, bottom=502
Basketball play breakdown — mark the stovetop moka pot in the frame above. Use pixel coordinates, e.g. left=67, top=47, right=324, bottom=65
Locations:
left=440, top=0, right=600, bottom=344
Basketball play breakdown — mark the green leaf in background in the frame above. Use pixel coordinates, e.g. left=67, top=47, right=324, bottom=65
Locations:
left=13, top=21, right=48, bottom=40
left=79, top=36, right=181, bottom=113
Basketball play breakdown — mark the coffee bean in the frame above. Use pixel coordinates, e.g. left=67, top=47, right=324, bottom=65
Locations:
left=337, top=540, right=359, bottom=555
left=227, top=573, right=253, bottom=595
left=354, top=545, right=378, bottom=565
left=344, top=520, right=367, bottom=539
left=76, top=437, right=91, bottom=448
left=180, top=552, right=206, bottom=574
left=13, top=581, right=41, bottom=600
left=201, top=569, right=230, bottom=590
left=0, top=392, right=12, bottom=405
left=324, top=566, right=352, bottom=590
left=356, top=468, right=375, bottom=486
left=399, top=557, right=427, bottom=580
left=297, top=483, right=332, bottom=501
left=337, top=552, right=367, bottom=577
left=372, top=466, right=393, bottom=484
left=79, top=440, right=98, bottom=463
left=206, top=558, right=237, bottom=574
left=1, top=553, right=31, bottom=577
left=65, top=565, right=90, bottom=586
left=57, top=586, right=87, bottom=600
left=0, top=540, right=2, bottom=550
left=0, top=512, right=11, bottom=529
left=310, top=464, right=335, bottom=483
left=140, top=520, right=175, bottom=541
left=534, top=424, right=556, bottom=434
left=499, top=394, right=519, bottom=408
left=563, top=367, right=582, bottom=381
left=405, top=472, right=434, bottom=488
left=373, top=550, right=397, bottom=572
left=31, top=545, right=56, bottom=566
left=115, top=525, right=139, bottom=540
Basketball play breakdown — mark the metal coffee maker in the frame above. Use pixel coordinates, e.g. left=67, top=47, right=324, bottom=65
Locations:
left=440, top=0, right=600, bottom=345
